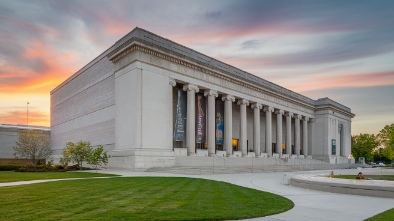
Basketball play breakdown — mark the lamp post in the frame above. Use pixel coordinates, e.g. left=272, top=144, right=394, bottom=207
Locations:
left=27, top=101, right=29, bottom=125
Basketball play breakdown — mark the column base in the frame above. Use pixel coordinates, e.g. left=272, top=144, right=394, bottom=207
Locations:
left=232, top=151, right=242, bottom=157
left=258, top=153, right=268, bottom=158
left=272, top=153, right=280, bottom=158
left=247, top=152, right=255, bottom=157
left=196, top=149, right=208, bottom=156
left=174, top=148, right=187, bottom=156
left=281, top=154, right=289, bottom=159
left=216, top=151, right=226, bottom=157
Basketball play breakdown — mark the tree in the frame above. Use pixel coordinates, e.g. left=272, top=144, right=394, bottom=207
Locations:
left=61, top=141, right=92, bottom=171
left=88, top=146, right=110, bottom=171
left=13, top=129, right=51, bottom=167
left=351, top=134, right=380, bottom=162
left=381, top=147, right=394, bottom=162
left=379, top=124, right=394, bottom=162
left=379, top=124, right=394, bottom=149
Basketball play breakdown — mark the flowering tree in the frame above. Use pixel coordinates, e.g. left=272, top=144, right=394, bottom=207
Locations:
left=13, top=130, right=51, bottom=167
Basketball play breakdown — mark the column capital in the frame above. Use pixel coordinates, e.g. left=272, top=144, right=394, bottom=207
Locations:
left=285, top=111, right=293, bottom=117
left=251, top=103, right=262, bottom=109
left=237, top=99, right=249, bottom=106
left=295, top=114, right=302, bottom=120
left=304, top=117, right=309, bottom=122
left=203, top=89, right=218, bottom=97
left=169, top=78, right=176, bottom=87
left=183, top=84, right=199, bottom=93
left=263, top=106, right=274, bottom=112
left=222, top=94, right=235, bottom=102
left=275, top=109, right=284, bottom=115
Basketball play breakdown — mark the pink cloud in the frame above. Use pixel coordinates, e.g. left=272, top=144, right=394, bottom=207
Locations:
left=288, top=72, right=394, bottom=92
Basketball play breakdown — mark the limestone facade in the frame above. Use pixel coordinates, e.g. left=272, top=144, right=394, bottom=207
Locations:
left=50, top=28, right=355, bottom=170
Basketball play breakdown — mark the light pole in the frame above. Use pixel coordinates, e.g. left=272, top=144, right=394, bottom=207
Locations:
left=27, top=101, right=29, bottom=125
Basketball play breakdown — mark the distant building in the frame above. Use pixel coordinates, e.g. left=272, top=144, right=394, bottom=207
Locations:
left=50, top=28, right=355, bottom=171
left=0, top=124, right=50, bottom=164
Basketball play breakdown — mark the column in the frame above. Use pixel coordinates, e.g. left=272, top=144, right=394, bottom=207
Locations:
left=169, top=78, right=176, bottom=148
left=238, top=99, right=249, bottom=157
left=275, top=110, right=284, bottom=157
left=222, top=95, right=235, bottom=156
left=303, top=117, right=309, bottom=156
left=295, top=114, right=301, bottom=156
left=251, top=103, right=262, bottom=157
left=264, top=106, right=274, bottom=157
left=285, top=112, right=293, bottom=156
left=204, top=90, right=218, bottom=156
left=183, top=84, right=199, bottom=156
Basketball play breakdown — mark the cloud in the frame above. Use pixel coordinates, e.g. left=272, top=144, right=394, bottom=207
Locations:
left=1, top=110, right=49, bottom=127
left=288, top=71, right=394, bottom=92
left=0, top=41, right=77, bottom=94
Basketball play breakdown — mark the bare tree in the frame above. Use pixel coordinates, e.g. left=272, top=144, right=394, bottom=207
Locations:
left=13, top=130, right=51, bottom=167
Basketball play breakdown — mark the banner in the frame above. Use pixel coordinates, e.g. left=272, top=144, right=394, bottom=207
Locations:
left=195, top=95, right=206, bottom=143
left=173, top=89, right=187, bottom=141
left=215, top=100, right=224, bottom=145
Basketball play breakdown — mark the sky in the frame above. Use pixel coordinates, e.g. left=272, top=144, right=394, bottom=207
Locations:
left=0, top=0, right=393, bottom=135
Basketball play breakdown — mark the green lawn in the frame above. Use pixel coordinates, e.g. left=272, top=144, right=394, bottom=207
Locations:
left=331, top=175, right=394, bottom=181
left=0, top=177, right=294, bottom=221
left=366, top=208, right=394, bottom=221
left=0, top=171, right=119, bottom=183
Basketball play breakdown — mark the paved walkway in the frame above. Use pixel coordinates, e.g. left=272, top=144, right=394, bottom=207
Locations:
left=98, top=168, right=394, bottom=221
left=2, top=168, right=394, bottom=220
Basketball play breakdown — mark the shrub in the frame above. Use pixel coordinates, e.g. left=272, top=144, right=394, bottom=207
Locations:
left=0, top=164, right=25, bottom=171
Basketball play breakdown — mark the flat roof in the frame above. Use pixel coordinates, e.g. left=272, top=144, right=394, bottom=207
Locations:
left=0, top=124, right=50, bottom=131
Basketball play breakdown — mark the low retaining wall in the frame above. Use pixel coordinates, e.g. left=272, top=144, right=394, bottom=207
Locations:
left=290, top=174, right=394, bottom=198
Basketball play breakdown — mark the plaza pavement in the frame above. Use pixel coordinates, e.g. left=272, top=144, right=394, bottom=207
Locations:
left=99, top=168, right=394, bottom=221
left=2, top=168, right=394, bottom=221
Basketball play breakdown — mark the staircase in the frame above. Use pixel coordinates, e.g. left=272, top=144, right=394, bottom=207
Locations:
left=146, top=156, right=358, bottom=175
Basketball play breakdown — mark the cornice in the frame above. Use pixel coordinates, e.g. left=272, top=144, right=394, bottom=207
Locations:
left=315, top=105, right=355, bottom=118
left=108, top=43, right=316, bottom=113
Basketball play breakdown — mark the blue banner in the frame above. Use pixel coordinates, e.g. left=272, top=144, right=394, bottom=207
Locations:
left=174, top=89, right=187, bottom=141
left=215, top=100, right=224, bottom=145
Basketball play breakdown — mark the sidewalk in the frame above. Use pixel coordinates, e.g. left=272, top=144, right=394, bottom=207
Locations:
left=99, top=168, right=394, bottom=221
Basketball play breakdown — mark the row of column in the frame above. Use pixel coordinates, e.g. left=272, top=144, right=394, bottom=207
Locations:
left=176, top=82, right=310, bottom=158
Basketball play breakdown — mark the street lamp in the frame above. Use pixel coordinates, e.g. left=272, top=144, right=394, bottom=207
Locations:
left=27, top=101, right=29, bottom=125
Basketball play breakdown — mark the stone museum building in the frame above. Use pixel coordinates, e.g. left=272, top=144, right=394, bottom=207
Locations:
left=50, top=28, right=355, bottom=170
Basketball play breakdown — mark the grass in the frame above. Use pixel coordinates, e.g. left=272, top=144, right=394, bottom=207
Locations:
left=366, top=208, right=394, bottom=221
left=0, top=171, right=119, bottom=183
left=0, top=177, right=294, bottom=221
left=330, top=175, right=394, bottom=181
